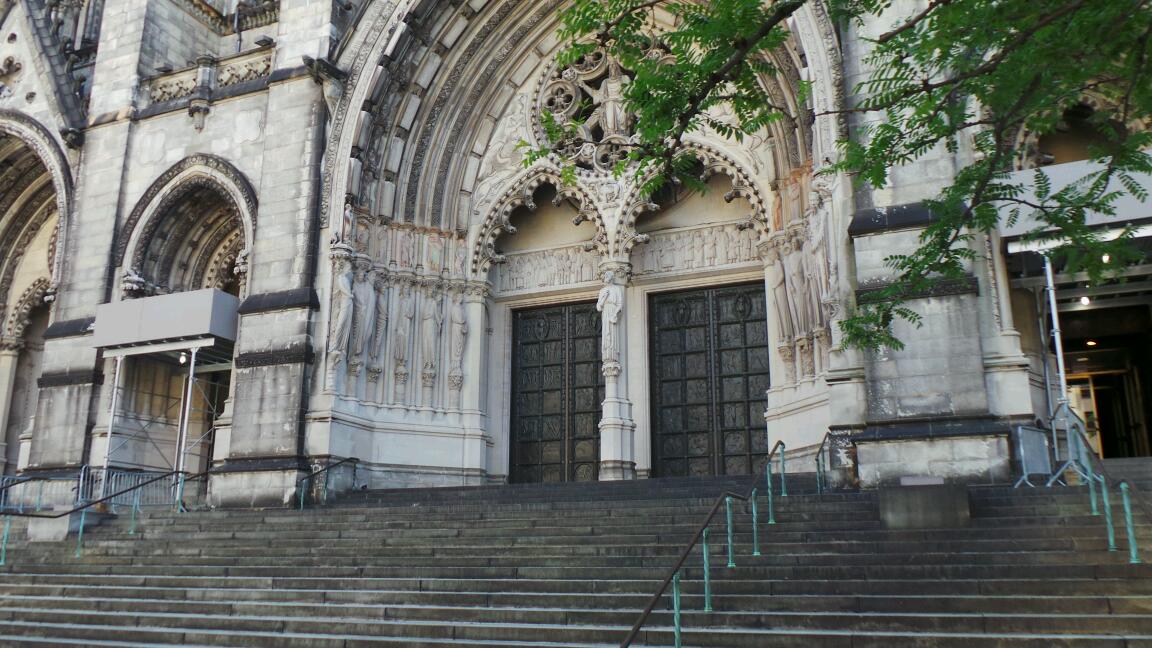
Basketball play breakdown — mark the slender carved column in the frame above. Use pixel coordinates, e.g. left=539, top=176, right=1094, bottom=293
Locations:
left=459, top=281, right=490, bottom=483
left=596, top=261, right=635, bottom=480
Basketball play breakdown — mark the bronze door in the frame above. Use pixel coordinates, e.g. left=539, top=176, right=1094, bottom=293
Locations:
left=650, top=283, right=771, bottom=477
left=510, top=302, right=604, bottom=483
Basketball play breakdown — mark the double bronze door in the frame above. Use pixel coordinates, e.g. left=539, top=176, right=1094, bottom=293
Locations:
left=510, top=302, right=604, bottom=483
left=649, top=283, right=771, bottom=478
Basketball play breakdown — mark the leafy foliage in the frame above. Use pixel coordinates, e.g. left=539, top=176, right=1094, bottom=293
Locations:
left=539, top=0, right=1152, bottom=350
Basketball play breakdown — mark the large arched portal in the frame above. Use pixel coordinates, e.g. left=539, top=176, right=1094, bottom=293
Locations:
left=316, top=0, right=850, bottom=486
left=0, top=120, right=67, bottom=475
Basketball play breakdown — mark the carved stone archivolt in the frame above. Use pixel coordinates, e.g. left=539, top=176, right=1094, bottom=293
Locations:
left=116, top=153, right=256, bottom=297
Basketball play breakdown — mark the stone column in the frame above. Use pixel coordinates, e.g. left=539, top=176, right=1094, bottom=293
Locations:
left=0, top=338, right=23, bottom=473
left=597, top=261, right=635, bottom=480
left=458, top=281, right=490, bottom=484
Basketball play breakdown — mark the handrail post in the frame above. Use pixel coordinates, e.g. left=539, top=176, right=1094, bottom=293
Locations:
left=1120, top=482, right=1142, bottom=564
left=702, top=528, right=712, bottom=613
left=672, top=571, right=682, bottom=648
left=750, top=488, right=760, bottom=557
left=74, top=509, right=86, bottom=557
left=0, top=515, right=9, bottom=566
left=128, top=488, right=141, bottom=536
left=299, top=476, right=309, bottom=511
left=1088, top=469, right=1099, bottom=515
left=766, top=462, right=775, bottom=525
left=725, top=495, right=735, bottom=568
left=816, top=452, right=824, bottom=494
left=1101, top=477, right=1117, bottom=552
left=779, top=448, right=787, bottom=497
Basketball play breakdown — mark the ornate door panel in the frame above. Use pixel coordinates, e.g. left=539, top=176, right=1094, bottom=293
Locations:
left=650, top=283, right=770, bottom=478
left=510, top=302, right=604, bottom=483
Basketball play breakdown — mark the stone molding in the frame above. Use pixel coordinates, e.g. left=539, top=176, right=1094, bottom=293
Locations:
left=238, top=288, right=319, bottom=314
left=37, top=369, right=101, bottom=387
left=855, top=275, right=980, bottom=304
left=42, top=316, right=93, bottom=339
left=234, top=345, right=314, bottom=368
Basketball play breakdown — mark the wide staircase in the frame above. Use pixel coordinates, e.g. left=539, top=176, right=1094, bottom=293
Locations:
left=0, top=475, right=1149, bottom=646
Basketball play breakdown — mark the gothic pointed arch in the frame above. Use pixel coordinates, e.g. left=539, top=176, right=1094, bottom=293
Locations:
left=116, top=155, right=257, bottom=297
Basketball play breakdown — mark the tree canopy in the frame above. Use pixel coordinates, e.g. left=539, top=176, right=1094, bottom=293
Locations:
left=526, top=0, right=1152, bottom=350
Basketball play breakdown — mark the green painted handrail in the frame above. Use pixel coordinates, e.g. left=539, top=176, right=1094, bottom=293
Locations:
left=619, top=440, right=787, bottom=647
left=1120, top=482, right=1142, bottom=565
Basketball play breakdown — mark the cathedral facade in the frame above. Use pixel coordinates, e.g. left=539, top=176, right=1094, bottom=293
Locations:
left=0, top=0, right=1139, bottom=506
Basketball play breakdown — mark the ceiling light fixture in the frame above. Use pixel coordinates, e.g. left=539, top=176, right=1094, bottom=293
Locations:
left=1080, top=296, right=1091, bottom=306
left=1086, top=340, right=1097, bottom=347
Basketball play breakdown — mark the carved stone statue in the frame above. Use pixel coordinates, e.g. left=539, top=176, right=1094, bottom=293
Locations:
left=420, top=292, right=444, bottom=371
left=449, top=294, right=468, bottom=372
left=768, top=253, right=793, bottom=342
left=596, top=270, right=624, bottom=363
left=370, top=275, right=389, bottom=367
left=351, top=261, right=376, bottom=361
left=584, top=60, right=631, bottom=139
left=327, top=259, right=355, bottom=383
left=394, top=285, right=414, bottom=369
left=782, top=235, right=812, bottom=336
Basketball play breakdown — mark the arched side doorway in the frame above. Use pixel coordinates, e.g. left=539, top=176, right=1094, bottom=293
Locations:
left=96, top=156, right=254, bottom=491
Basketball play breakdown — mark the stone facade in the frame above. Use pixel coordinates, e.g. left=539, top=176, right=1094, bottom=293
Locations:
left=0, top=0, right=1093, bottom=504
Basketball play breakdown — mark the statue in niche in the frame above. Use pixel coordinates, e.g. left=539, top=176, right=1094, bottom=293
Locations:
left=369, top=275, right=389, bottom=370
left=783, top=234, right=812, bottom=336
left=584, top=61, right=632, bottom=139
left=332, top=203, right=355, bottom=246
left=327, top=259, right=355, bottom=385
left=397, top=229, right=412, bottom=268
left=394, top=285, right=414, bottom=371
left=420, top=291, right=444, bottom=371
left=449, top=294, right=468, bottom=372
left=767, top=250, right=794, bottom=342
left=351, top=261, right=376, bottom=362
left=454, top=244, right=468, bottom=278
left=596, top=270, right=624, bottom=363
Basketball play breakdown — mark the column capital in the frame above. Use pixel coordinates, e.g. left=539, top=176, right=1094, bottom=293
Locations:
left=0, top=337, right=23, bottom=353
left=597, top=260, right=632, bottom=284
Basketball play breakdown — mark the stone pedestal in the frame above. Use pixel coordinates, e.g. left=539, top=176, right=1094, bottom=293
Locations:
left=596, top=262, right=635, bottom=481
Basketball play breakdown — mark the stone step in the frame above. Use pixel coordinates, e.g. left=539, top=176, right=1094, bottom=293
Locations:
left=0, top=609, right=1145, bottom=647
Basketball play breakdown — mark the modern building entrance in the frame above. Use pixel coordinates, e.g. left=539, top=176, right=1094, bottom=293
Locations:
left=649, top=283, right=771, bottom=478
left=509, top=302, right=604, bottom=483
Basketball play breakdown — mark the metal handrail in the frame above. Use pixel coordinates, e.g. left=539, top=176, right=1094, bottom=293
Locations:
left=297, top=456, right=360, bottom=510
left=1071, top=426, right=1152, bottom=523
left=0, top=469, right=213, bottom=564
left=0, top=469, right=210, bottom=520
left=619, top=440, right=785, bottom=648
left=815, top=431, right=831, bottom=494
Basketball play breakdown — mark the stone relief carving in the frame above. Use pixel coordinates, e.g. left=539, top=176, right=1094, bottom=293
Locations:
left=495, top=245, right=598, bottom=293
left=632, top=223, right=760, bottom=276
left=393, top=284, right=414, bottom=391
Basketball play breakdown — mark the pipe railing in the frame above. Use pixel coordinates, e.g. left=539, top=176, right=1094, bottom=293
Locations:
left=815, top=432, right=831, bottom=494
left=0, top=467, right=90, bottom=513
left=0, top=468, right=213, bottom=564
left=1061, top=425, right=1147, bottom=564
left=297, top=457, right=360, bottom=510
left=619, top=441, right=787, bottom=648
